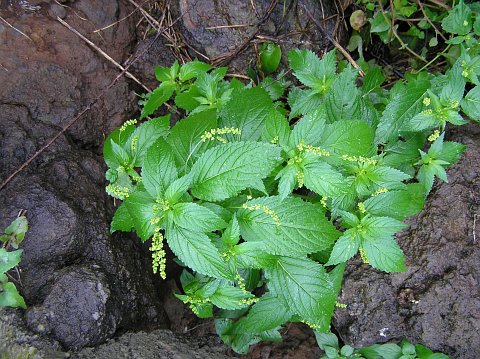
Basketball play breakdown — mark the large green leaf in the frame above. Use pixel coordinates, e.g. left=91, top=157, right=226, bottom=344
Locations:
left=441, top=0, right=472, bottom=35
left=219, top=87, right=274, bottom=141
left=210, top=286, right=255, bottom=310
left=129, top=115, right=171, bottom=166
left=325, top=66, right=361, bottom=123
left=172, top=202, right=227, bottom=232
left=261, top=109, right=291, bottom=146
left=363, top=184, right=425, bottom=220
left=167, top=110, right=217, bottom=170
left=142, top=138, right=177, bottom=199
left=288, top=88, right=323, bottom=118
left=288, top=49, right=336, bottom=92
left=166, top=224, right=233, bottom=279
left=375, top=80, right=430, bottom=143
left=321, top=120, right=375, bottom=156
left=303, top=160, right=348, bottom=197
left=290, top=108, right=327, bottom=147
left=237, top=196, right=339, bottom=256
left=124, top=186, right=158, bottom=241
left=326, top=231, right=360, bottom=266
left=230, top=294, right=293, bottom=334
left=191, top=142, right=281, bottom=201
left=110, top=202, right=134, bottom=233
left=265, top=256, right=336, bottom=329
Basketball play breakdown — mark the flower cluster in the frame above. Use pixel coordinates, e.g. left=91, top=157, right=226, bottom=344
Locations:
left=200, top=127, right=242, bottom=143
left=242, top=203, right=281, bottom=226
left=150, top=230, right=166, bottom=279
left=297, top=141, right=331, bottom=157
left=341, top=155, right=377, bottom=165
left=105, top=184, right=130, bottom=200
left=120, top=119, right=137, bottom=132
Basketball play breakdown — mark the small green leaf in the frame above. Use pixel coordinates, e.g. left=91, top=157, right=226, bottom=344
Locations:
left=179, top=60, right=212, bottom=82
left=314, top=332, right=339, bottom=350
left=288, top=49, right=336, bottom=92
left=321, top=120, right=375, bottom=156
left=191, top=142, right=281, bottom=202
left=210, top=286, right=255, bottom=310
left=230, top=294, right=293, bottom=334
left=442, top=0, right=472, bottom=35
left=130, top=115, right=170, bottom=166
left=0, top=282, right=26, bottom=309
left=288, top=88, right=323, bottom=118
left=362, top=66, right=385, bottom=95
left=326, top=231, right=360, bottom=266
left=222, top=216, right=240, bottom=246
left=0, top=248, right=23, bottom=274
left=303, top=160, right=348, bottom=197
left=262, top=109, right=291, bottom=146
left=142, top=138, right=177, bottom=199
left=141, top=83, right=175, bottom=119
left=110, top=203, right=134, bottom=233
left=363, top=236, right=406, bottom=272
left=5, top=216, right=28, bottom=243
left=291, top=108, right=327, bottom=147
left=260, top=42, right=282, bottom=73
left=325, top=66, right=361, bottom=123
left=461, top=85, right=480, bottom=121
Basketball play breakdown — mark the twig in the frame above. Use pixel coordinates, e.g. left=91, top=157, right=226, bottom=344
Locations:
left=417, top=0, right=447, bottom=42
left=57, top=17, right=150, bottom=92
left=427, top=0, right=451, bottom=10
left=94, top=8, right=139, bottom=33
left=205, top=24, right=250, bottom=30
left=474, top=213, right=477, bottom=243
left=0, top=16, right=32, bottom=41
left=301, top=3, right=365, bottom=77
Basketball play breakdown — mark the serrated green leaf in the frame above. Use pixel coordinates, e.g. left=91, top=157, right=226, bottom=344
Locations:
left=222, top=215, right=240, bottom=246
left=141, top=83, right=175, bottom=119
left=461, top=85, right=480, bottom=121
left=326, top=231, right=360, bottom=266
left=210, top=286, right=254, bottom=310
left=166, top=224, right=233, bottom=279
left=0, top=248, right=23, bottom=274
left=179, top=60, right=212, bottom=82
left=314, top=332, right=339, bottom=350
left=356, top=165, right=411, bottom=195
left=172, top=202, right=227, bottom=232
left=191, top=142, right=281, bottom=202
left=167, top=110, right=217, bottom=170
left=5, top=216, right=28, bottom=242
left=291, top=108, right=327, bottom=147
left=288, top=88, right=323, bottom=118
left=288, top=49, right=336, bottom=92
left=303, top=160, right=348, bottom=197
left=357, top=343, right=402, bottom=359
left=124, top=186, right=157, bottom=241
left=382, top=133, right=424, bottom=173
left=375, top=80, right=431, bottom=143
left=219, top=87, right=274, bottom=141
left=0, top=282, right=26, bottom=309
left=238, top=196, right=339, bottom=255
left=265, top=256, right=336, bottom=329
left=440, top=141, right=466, bottom=165
left=442, top=0, right=472, bottom=35
left=325, top=66, right=361, bottom=123
left=362, top=66, right=385, bottom=95
left=129, top=115, right=170, bottom=167
left=142, top=138, right=177, bottom=199
left=363, top=236, right=406, bottom=272
left=232, top=242, right=278, bottom=269
left=230, top=294, right=293, bottom=334
left=441, top=65, right=466, bottom=105
left=277, top=165, right=297, bottom=199
left=361, top=215, right=408, bottom=240
left=104, top=124, right=135, bottom=169
left=321, top=120, right=375, bottom=156
left=370, top=12, right=391, bottom=33
left=110, top=203, right=134, bottom=233
left=164, top=174, right=193, bottom=204
left=262, top=109, right=291, bottom=146
left=363, top=184, right=425, bottom=220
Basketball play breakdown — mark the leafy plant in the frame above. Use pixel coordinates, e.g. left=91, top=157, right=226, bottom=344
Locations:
left=103, top=48, right=476, bottom=353
left=0, top=213, right=28, bottom=309
left=316, top=332, right=449, bottom=359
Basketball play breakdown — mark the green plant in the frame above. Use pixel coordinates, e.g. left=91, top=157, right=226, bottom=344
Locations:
left=103, top=48, right=477, bottom=354
left=316, top=332, right=449, bottom=359
left=0, top=213, right=28, bottom=309
left=349, top=0, right=480, bottom=72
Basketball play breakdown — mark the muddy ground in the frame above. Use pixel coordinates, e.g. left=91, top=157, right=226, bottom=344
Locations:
left=0, top=0, right=478, bottom=358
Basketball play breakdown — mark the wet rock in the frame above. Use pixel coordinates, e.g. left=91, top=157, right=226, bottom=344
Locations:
left=333, top=124, right=480, bottom=358
left=26, top=266, right=119, bottom=349
left=173, top=0, right=346, bottom=72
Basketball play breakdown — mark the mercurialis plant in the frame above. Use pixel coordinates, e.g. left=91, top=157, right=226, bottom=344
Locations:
left=103, top=47, right=477, bottom=353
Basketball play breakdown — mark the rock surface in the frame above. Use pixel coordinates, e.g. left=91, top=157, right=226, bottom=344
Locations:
left=334, top=123, right=480, bottom=358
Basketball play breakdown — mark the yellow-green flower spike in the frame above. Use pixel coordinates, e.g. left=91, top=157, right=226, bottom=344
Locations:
left=422, top=97, right=431, bottom=106
left=341, top=155, right=377, bottom=165
left=106, top=184, right=130, bottom=200
left=150, top=230, right=167, bottom=279
left=320, top=196, right=328, bottom=208
left=335, top=301, right=347, bottom=308
left=301, top=320, right=321, bottom=330
left=242, top=203, right=281, bottom=226
left=120, top=119, right=137, bottom=132
left=200, top=127, right=241, bottom=142
left=130, top=135, right=139, bottom=153
left=359, top=247, right=369, bottom=264
left=358, top=202, right=366, bottom=214
left=372, top=187, right=389, bottom=196
left=428, top=130, right=440, bottom=142
left=297, top=141, right=331, bottom=157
